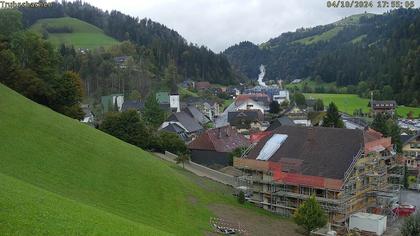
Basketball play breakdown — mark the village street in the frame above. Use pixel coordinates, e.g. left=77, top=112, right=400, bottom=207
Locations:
left=153, top=152, right=236, bottom=186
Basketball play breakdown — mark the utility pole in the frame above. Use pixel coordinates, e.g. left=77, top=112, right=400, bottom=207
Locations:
left=370, top=91, right=374, bottom=110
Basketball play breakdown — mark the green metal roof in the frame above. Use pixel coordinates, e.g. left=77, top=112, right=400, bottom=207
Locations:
left=101, top=94, right=123, bottom=113
left=156, top=92, right=169, bottom=104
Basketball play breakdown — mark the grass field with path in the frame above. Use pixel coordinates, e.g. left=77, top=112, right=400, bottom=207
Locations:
left=29, top=17, right=119, bottom=49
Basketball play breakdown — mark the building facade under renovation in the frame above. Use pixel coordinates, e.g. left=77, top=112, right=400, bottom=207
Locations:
left=234, top=126, right=402, bottom=223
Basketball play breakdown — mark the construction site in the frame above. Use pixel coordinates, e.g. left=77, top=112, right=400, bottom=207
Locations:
left=233, top=126, right=404, bottom=229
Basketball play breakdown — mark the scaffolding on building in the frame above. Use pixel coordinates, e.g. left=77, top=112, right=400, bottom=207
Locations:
left=234, top=150, right=402, bottom=224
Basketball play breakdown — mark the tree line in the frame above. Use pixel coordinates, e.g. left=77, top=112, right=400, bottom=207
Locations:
left=0, top=9, right=83, bottom=119
left=19, top=0, right=241, bottom=86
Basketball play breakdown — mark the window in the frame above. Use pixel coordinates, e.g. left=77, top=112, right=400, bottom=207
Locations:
left=410, top=144, right=416, bottom=148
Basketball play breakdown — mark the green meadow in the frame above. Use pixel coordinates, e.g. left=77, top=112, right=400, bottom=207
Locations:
left=304, top=93, right=420, bottom=117
left=29, top=17, right=119, bottom=49
left=0, top=83, right=290, bottom=235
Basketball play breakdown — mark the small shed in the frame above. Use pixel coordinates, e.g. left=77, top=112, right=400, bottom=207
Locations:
left=349, top=212, right=387, bottom=235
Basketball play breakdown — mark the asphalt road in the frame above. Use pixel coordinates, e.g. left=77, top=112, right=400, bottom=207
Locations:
left=400, top=189, right=420, bottom=209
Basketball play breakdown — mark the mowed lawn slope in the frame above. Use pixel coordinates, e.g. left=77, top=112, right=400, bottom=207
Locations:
left=29, top=17, right=118, bottom=49
left=0, top=83, right=225, bottom=235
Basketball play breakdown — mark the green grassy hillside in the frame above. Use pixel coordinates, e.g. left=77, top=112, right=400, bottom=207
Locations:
left=293, top=26, right=343, bottom=45
left=0, top=83, right=233, bottom=235
left=293, top=13, right=374, bottom=45
left=29, top=17, right=118, bottom=49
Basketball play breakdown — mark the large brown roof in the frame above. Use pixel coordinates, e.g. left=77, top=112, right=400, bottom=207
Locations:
left=364, top=128, right=384, bottom=143
left=235, top=94, right=269, bottom=106
left=246, top=126, right=364, bottom=180
left=195, top=81, right=211, bottom=90
left=188, top=126, right=251, bottom=153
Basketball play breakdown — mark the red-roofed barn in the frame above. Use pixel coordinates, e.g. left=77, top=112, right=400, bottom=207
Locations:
left=188, top=126, right=251, bottom=168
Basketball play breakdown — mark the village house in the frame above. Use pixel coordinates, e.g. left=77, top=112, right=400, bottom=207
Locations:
left=371, top=100, right=397, bottom=115
left=290, top=79, right=302, bottom=84
left=188, top=126, right=251, bottom=168
left=227, top=110, right=265, bottom=132
left=101, top=94, right=124, bottom=113
left=160, top=122, right=189, bottom=142
left=156, top=90, right=180, bottom=112
left=286, top=106, right=311, bottom=126
left=401, top=132, right=420, bottom=170
left=226, top=87, right=241, bottom=99
left=183, top=106, right=211, bottom=126
left=121, top=100, right=144, bottom=113
left=184, top=97, right=220, bottom=121
left=208, top=87, right=223, bottom=96
left=80, top=104, right=95, bottom=125
left=179, top=79, right=195, bottom=89
left=234, top=126, right=400, bottom=223
left=272, top=90, right=290, bottom=105
left=195, top=81, right=211, bottom=91
left=234, top=94, right=270, bottom=113
left=159, top=110, right=204, bottom=140
left=244, top=86, right=290, bottom=104
left=113, top=56, right=131, bottom=69
left=265, top=116, right=296, bottom=131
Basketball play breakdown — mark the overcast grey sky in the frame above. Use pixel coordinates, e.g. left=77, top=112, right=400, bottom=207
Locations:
left=86, top=0, right=418, bottom=52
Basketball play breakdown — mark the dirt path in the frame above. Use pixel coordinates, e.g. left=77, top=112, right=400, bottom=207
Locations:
left=208, top=203, right=302, bottom=236
left=153, top=152, right=236, bottom=186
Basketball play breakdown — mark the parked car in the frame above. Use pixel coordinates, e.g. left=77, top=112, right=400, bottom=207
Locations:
left=392, top=203, right=416, bottom=217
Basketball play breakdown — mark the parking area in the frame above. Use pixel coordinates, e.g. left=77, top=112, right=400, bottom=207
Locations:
left=400, top=189, right=420, bottom=209
left=384, top=190, right=420, bottom=236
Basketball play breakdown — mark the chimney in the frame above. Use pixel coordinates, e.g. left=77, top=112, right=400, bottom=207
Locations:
left=218, top=128, right=222, bottom=139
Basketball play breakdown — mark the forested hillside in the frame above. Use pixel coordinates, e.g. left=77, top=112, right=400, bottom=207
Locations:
left=224, top=9, right=420, bottom=106
left=19, top=1, right=239, bottom=86
left=0, top=10, right=84, bottom=119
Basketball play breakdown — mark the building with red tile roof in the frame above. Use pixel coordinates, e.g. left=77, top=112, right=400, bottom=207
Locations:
left=188, top=126, right=250, bottom=168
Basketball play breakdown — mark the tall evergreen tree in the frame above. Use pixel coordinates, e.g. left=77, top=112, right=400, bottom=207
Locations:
left=386, top=118, right=402, bottom=152
left=142, top=94, right=165, bottom=128
left=269, top=101, right=280, bottom=114
left=322, top=102, right=344, bottom=128
left=313, top=99, right=324, bottom=111
left=163, top=61, right=179, bottom=90
left=371, top=113, right=388, bottom=135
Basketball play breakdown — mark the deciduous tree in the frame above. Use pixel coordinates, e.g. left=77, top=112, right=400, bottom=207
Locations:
left=175, top=153, right=190, bottom=169
left=293, top=93, right=306, bottom=107
left=293, top=195, right=327, bottom=235
left=401, top=212, right=420, bottom=236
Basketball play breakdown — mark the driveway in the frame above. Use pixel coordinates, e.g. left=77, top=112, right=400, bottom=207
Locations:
left=153, top=152, right=236, bottom=186
left=400, top=189, right=420, bottom=209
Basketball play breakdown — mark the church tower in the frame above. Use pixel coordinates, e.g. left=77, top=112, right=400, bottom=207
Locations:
left=169, top=85, right=180, bottom=112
